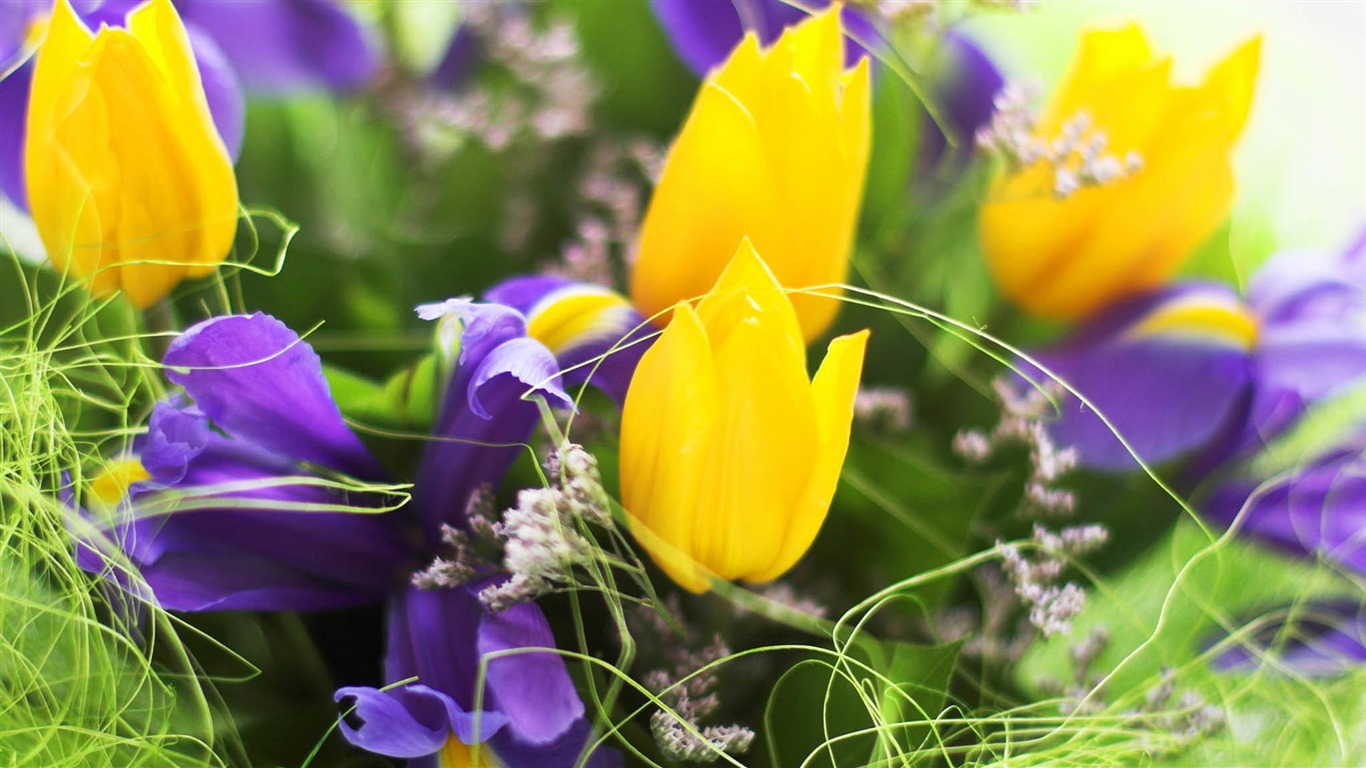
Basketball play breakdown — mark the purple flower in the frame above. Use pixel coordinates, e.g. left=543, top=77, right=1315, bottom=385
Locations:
left=73, top=307, right=616, bottom=766
left=648, top=0, right=874, bottom=75
left=1023, top=230, right=1366, bottom=473
left=1210, top=600, right=1366, bottom=677
left=0, top=0, right=377, bottom=209
left=74, top=313, right=408, bottom=611
left=1204, top=440, right=1366, bottom=577
left=337, top=583, right=616, bottom=767
left=484, top=276, right=654, bottom=408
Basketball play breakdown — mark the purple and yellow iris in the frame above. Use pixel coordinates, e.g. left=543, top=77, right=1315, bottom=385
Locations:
left=1025, top=231, right=1366, bottom=474
left=1026, top=231, right=1366, bottom=583
left=74, top=307, right=618, bottom=766
left=484, top=276, right=653, bottom=407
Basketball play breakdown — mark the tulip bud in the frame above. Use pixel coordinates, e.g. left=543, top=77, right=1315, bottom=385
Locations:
left=979, top=24, right=1260, bottom=322
left=620, top=239, right=868, bottom=592
left=25, top=0, right=238, bottom=309
left=631, top=7, right=871, bottom=342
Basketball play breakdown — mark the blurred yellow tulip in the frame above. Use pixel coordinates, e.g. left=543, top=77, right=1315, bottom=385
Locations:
left=25, top=0, right=238, bottom=309
left=979, top=24, right=1260, bottom=322
left=620, top=239, right=868, bottom=592
left=631, top=7, right=871, bottom=342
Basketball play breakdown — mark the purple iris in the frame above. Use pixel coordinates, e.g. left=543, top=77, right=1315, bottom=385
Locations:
left=1210, top=600, right=1366, bottom=677
left=1024, top=230, right=1366, bottom=474
left=485, top=276, right=655, bottom=408
left=1204, top=438, right=1366, bottom=577
left=73, top=308, right=619, bottom=766
left=0, top=0, right=378, bottom=208
left=646, top=0, right=1003, bottom=170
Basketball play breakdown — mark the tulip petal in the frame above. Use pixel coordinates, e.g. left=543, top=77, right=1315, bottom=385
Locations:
left=752, top=328, right=867, bottom=582
left=1200, top=35, right=1261, bottom=141
left=26, top=0, right=238, bottom=308
left=621, top=303, right=719, bottom=593
left=631, top=80, right=779, bottom=332
left=694, top=305, right=818, bottom=582
left=695, top=238, right=803, bottom=356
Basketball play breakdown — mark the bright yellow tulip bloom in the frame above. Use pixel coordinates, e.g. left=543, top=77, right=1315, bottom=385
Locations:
left=620, top=240, right=869, bottom=593
left=631, top=7, right=871, bottom=343
left=25, top=0, right=238, bottom=309
left=979, top=24, right=1260, bottom=322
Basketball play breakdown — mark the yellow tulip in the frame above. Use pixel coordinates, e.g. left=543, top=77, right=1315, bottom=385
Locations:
left=630, top=7, right=871, bottom=342
left=979, top=25, right=1260, bottom=322
left=25, top=0, right=238, bottom=309
left=620, top=240, right=868, bottom=592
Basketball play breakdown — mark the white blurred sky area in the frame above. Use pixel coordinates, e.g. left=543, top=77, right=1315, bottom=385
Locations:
left=968, top=0, right=1366, bottom=260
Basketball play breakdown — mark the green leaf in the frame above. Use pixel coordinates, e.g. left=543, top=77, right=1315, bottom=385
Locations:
left=1016, top=519, right=1364, bottom=765
left=762, top=638, right=961, bottom=768
left=323, top=355, right=441, bottom=432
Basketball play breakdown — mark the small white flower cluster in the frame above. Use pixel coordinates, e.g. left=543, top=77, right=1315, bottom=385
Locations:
left=478, top=444, right=615, bottom=612
left=644, top=635, right=755, bottom=763
left=392, top=5, right=598, bottom=163
left=547, top=138, right=662, bottom=285
left=954, top=378, right=1078, bottom=519
left=969, top=0, right=1038, bottom=11
left=867, top=0, right=935, bottom=23
left=1125, top=668, right=1227, bottom=753
left=955, top=377, right=1108, bottom=638
left=411, top=486, right=500, bottom=589
left=999, top=523, right=1108, bottom=637
left=1038, top=625, right=1110, bottom=715
left=854, top=385, right=914, bottom=434
left=976, top=85, right=1143, bottom=200
left=411, top=445, right=616, bottom=612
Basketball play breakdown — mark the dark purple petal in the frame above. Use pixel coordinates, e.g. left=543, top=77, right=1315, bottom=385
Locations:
left=0, top=1, right=49, bottom=71
left=477, top=589, right=585, bottom=745
left=1211, top=601, right=1366, bottom=677
left=335, top=684, right=508, bottom=759
left=485, top=276, right=654, bottom=405
left=414, top=302, right=571, bottom=538
left=429, top=24, right=480, bottom=91
left=335, top=685, right=452, bottom=758
left=649, top=0, right=874, bottom=77
left=489, top=717, right=624, bottom=768
left=1027, top=285, right=1256, bottom=470
left=134, top=401, right=210, bottom=486
left=0, top=61, right=31, bottom=210
left=164, top=313, right=382, bottom=480
left=74, top=398, right=409, bottom=612
left=1247, top=232, right=1366, bottom=326
left=917, top=32, right=1003, bottom=172
left=176, top=0, right=378, bottom=94
left=1256, top=320, right=1366, bottom=406
left=468, top=337, right=566, bottom=420
left=364, top=584, right=594, bottom=764
left=1204, top=444, right=1366, bottom=575
left=185, top=25, right=244, bottom=159
left=648, top=0, right=746, bottom=76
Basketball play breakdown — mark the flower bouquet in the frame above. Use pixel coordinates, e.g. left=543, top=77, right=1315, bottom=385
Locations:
left=1, top=1, right=1363, bottom=766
